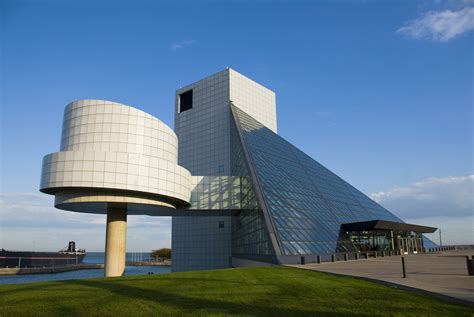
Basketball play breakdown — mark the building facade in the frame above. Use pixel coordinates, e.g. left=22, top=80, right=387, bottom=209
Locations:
left=171, top=68, right=436, bottom=272
left=41, top=68, right=437, bottom=276
left=172, top=68, right=277, bottom=271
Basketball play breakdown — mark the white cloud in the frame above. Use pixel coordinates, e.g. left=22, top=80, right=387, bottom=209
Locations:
left=170, top=39, right=196, bottom=50
left=371, top=175, right=474, bottom=245
left=371, top=175, right=474, bottom=219
left=405, top=215, right=473, bottom=245
left=396, top=7, right=474, bottom=42
left=0, top=193, right=171, bottom=251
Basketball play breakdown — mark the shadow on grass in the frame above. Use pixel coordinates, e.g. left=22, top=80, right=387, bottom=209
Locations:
left=2, top=267, right=473, bottom=316
left=56, top=276, right=367, bottom=317
left=0, top=279, right=82, bottom=293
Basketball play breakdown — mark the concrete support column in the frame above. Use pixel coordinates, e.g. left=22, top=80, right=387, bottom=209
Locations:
left=390, top=230, right=395, bottom=251
left=105, top=208, right=127, bottom=277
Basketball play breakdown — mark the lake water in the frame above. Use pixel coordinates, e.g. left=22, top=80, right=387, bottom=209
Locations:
left=0, top=252, right=171, bottom=285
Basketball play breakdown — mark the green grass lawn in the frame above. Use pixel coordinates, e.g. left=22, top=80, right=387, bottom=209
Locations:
left=1, top=266, right=472, bottom=316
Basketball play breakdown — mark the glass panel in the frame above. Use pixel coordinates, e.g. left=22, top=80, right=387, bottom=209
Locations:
left=232, top=105, right=404, bottom=256
left=230, top=113, right=276, bottom=261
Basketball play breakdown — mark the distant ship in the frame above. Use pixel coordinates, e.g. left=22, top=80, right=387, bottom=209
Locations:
left=0, top=241, right=86, bottom=268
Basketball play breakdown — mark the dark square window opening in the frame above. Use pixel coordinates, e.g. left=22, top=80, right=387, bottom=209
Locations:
left=179, top=90, right=193, bottom=112
left=219, top=221, right=225, bottom=228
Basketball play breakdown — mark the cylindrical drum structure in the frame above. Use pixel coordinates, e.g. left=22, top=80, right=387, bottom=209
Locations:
left=40, top=100, right=192, bottom=276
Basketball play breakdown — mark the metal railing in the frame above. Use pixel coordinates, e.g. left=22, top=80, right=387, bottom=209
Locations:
left=297, top=245, right=474, bottom=277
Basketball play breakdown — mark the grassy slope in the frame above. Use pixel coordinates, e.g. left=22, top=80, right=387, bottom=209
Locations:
left=1, top=266, right=472, bottom=317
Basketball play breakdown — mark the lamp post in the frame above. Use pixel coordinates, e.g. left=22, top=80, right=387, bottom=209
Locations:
left=439, top=228, right=442, bottom=247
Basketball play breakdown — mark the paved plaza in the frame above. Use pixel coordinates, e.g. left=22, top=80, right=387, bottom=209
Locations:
left=289, top=250, right=474, bottom=304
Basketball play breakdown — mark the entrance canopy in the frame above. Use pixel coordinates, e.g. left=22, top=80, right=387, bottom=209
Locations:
left=342, top=220, right=437, bottom=233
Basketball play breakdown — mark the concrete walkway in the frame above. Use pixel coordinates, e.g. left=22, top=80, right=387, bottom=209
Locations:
left=288, top=250, right=474, bottom=304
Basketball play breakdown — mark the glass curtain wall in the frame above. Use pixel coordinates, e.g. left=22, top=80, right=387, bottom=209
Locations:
left=231, top=105, right=405, bottom=256
left=230, top=110, right=276, bottom=262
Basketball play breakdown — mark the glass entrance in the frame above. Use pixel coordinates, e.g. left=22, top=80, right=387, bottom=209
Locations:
left=347, top=230, right=425, bottom=254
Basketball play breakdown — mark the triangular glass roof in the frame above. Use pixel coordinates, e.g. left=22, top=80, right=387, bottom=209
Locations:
left=230, top=111, right=278, bottom=261
left=231, top=104, right=405, bottom=256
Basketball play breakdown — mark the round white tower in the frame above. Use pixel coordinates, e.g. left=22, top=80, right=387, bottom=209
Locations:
left=40, top=100, right=192, bottom=277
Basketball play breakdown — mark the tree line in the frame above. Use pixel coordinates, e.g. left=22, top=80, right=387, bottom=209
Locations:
left=151, top=248, right=171, bottom=259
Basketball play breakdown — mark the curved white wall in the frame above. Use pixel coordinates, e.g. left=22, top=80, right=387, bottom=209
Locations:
left=60, top=100, right=178, bottom=162
left=40, top=100, right=192, bottom=213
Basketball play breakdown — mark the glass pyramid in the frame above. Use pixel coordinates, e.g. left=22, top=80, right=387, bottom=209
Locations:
left=230, top=110, right=277, bottom=263
left=231, top=104, right=408, bottom=258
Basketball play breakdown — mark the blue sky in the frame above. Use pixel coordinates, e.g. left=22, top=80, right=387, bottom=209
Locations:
left=1, top=0, right=472, bottom=251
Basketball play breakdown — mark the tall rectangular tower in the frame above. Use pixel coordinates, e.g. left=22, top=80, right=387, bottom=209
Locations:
left=172, top=68, right=277, bottom=271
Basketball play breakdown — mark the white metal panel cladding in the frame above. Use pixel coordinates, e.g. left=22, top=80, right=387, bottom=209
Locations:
left=40, top=151, right=191, bottom=203
left=40, top=100, right=192, bottom=213
left=61, top=100, right=178, bottom=161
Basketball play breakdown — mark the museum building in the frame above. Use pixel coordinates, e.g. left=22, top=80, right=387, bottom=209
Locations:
left=40, top=68, right=437, bottom=276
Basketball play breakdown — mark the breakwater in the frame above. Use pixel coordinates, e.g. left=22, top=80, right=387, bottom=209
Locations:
left=0, top=263, right=104, bottom=276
